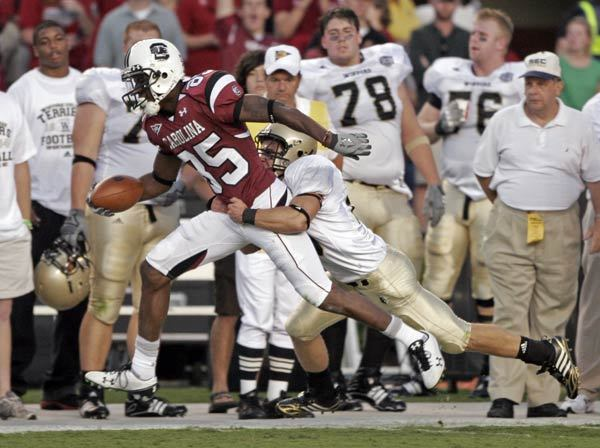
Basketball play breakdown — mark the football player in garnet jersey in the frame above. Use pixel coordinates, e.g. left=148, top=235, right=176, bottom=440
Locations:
left=85, top=38, right=448, bottom=413
left=225, top=125, right=580, bottom=416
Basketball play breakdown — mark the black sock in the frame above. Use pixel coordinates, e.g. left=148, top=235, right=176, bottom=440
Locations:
left=322, top=319, right=347, bottom=373
left=80, top=372, right=104, bottom=400
left=307, top=368, right=336, bottom=401
left=515, top=337, right=554, bottom=366
left=359, top=327, right=393, bottom=370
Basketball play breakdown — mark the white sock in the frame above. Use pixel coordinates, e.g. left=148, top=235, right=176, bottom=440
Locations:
left=131, top=335, right=159, bottom=380
left=267, top=380, right=289, bottom=401
left=240, top=379, right=257, bottom=395
left=382, top=315, right=423, bottom=345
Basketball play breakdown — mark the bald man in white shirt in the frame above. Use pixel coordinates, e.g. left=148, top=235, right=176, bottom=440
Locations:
left=474, top=51, right=600, bottom=418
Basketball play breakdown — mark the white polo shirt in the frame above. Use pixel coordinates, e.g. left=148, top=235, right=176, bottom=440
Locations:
left=473, top=99, right=600, bottom=211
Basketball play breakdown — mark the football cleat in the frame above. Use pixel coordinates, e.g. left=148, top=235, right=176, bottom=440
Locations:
left=237, top=390, right=267, bottom=420
left=407, top=332, right=445, bottom=390
left=85, top=364, right=157, bottom=393
left=469, top=375, right=490, bottom=399
left=560, top=394, right=595, bottom=414
left=348, top=368, right=406, bottom=412
left=125, top=390, right=187, bottom=417
left=263, top=392, right=315, bottom=419
left=276, top=389, right=340, bottom=417
left=79, top=393, right=110, bottom=420
left=0, top=391, right=36, bottom=420
left=537, top=336, right=580, bottom=399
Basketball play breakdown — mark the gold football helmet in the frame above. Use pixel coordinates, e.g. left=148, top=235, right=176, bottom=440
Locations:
left=34, top=238, right=91, bottom=311
left=255, top=123, right=317, bottom=174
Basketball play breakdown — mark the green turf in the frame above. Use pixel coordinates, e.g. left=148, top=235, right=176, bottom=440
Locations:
left=1, top=426, right=599, bottom=448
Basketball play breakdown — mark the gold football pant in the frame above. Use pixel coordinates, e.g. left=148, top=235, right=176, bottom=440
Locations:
left=285, top=246, right=471, bottom=354
left=345, top=181, right=424, bottom=278
left=422, top=181, right=493, bottom=301
left=87, top=203, right=180, bottom=324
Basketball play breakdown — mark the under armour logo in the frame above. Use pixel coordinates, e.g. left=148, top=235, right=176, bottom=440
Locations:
left=435, top=357, right=443, bottom=367
left=179, top=108, right=188, bottom=117
left=151, top=123, right=162, bottom=134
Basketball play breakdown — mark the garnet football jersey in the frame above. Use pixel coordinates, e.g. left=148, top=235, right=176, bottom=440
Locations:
left=145, top=70, right=276, bottom=206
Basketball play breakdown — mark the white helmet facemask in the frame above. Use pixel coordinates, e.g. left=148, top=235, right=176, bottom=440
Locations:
left=121, top=38, right=185, bottom=116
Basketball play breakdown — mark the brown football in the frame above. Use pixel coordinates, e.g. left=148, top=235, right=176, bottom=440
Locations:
left=90, top=175, right=144, bottom=212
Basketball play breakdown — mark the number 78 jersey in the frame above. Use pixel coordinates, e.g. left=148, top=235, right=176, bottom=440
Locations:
left=423, top=57, right=525, bottom=199
left=299, top=43, right=412, bottom=187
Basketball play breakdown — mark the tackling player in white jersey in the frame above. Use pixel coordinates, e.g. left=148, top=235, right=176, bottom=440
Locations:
left=63, top=21, right=186, bottom=419
left=417, top=8, right=525, bottom=397
left=226, top=124, right=580, bottom=416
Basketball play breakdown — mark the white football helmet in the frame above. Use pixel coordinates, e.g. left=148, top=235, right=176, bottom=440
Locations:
left=121, top=38, right=185, bottom=115
left=255, top=123, right=317, bottom=175
left=34, top=238, right=91, bottom=311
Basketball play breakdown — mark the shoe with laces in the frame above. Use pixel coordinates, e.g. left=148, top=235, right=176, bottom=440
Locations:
left=330, top=371, right=362, bottom=412
left=276, top=388, right=341, bottom=417
left=407, top=332, right=445, bottom=389
left=237, top=390, right=267, bottom=420
left=125, top=389, right=187, bottom=417
left=263, top=392, right=315, bottom=419
left=79, top=388, right=110, bottom=420
left=560, top=394, right=595, bottom=414
left=537, top=336, right=580, bottom=399
left=348, top=368, right=406, bottom=412
left=0, top=391, right=36, bottom=420
left=85, top=364, right=157, bottom=393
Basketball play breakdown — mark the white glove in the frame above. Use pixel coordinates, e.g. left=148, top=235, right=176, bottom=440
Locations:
left=60, top=209, right=87, bottom=250
left=424, top=185, right=445, bottom=227
left=435, top=99, right=468, bottom=135
left=153, top=180, right=186, bottom=207
left=86, top=189, right=115, bottom=217
left=329, top=132, right=372, bottom=160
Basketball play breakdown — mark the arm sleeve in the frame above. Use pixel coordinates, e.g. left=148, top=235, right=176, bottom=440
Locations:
left=422, top=61, right=442, bottom=99
left=204, top=71, right=245, bottom=123
left=286, top=158, right=335, bottom=197
left=75, top=69, right=111, bottom=111
left=389, top=43, right=413, bottom=83
left=473, top=113, right=501, bottom=177
left=581, top=114, right=600, bottom=182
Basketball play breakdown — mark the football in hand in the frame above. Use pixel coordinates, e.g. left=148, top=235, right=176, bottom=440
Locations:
left=90, top=175, right=144, bottom=212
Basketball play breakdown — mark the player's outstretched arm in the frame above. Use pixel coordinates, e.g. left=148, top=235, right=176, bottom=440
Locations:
left=227, top=195, right=321, bottom=234
left=138, top=152, right=183, bottom=201
left=238, top=95, right=371, bottom=159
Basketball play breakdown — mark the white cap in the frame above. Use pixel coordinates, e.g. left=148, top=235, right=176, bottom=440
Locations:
left=521, top=51, right=561, bottom=80
left=265, top=45, right=301, bottom=76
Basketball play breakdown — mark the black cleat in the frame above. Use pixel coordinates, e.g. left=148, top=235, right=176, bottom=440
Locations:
left=348, top=368, right=406, bottom=412
left=537, top=336, right=580, bottom=399
left=79, top=390, right=109, bottom=420
left=125, top=389, right=187, bottom=417
left=237, top=390, right=267, bottom=420
left=276, top=389, right=341, bottom=417
left=469, top=375, right=490, bottom=399
left=487, top=398, right=516, bottom=418
left=263, top=392, right=314, bottom=419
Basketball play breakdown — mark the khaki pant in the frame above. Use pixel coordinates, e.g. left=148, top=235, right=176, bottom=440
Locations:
left=286, top=246, right=471, bottom=354
left=422, top=181, right=493, bottom=300
left=577, top=200, right=600, bottom=400
left=87, top=202, right=179, bottom=324
left=345, top=181, right=424, bottom=278
left=485, top=200, right=580, bottom=406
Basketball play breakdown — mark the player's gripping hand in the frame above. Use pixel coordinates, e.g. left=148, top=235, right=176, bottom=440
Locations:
left=60, top=208, right=88, bottom=250
left=227, top=197, right=248, bottom=224
left=424, top=185, right=445, bottom=227
left=435, top=99, right=468, bottom=135
left=329, top=132, right=372, bottom=160
left=154, top=180, right=186, bottom=207
left=86, top=189, right=115, bottom=217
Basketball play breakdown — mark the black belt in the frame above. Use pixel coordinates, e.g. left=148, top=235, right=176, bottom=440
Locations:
left=347, top=279, right=370, bottom=287
left=462, top=195, right=472, bottom=220
left=145, top=205, right=157, bottom=223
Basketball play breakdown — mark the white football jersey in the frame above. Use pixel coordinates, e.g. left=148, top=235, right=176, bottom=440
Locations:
left=299, top=43, right=412, bottom=192
left=424, top=58, right=525, bottom=199
left=76, top=68, right=170, bottom=206
left=284, top=155, right=387, bottom=283
left=8, top=68, right=81, bottom=216
left=0, top=92, right=37, bottom=242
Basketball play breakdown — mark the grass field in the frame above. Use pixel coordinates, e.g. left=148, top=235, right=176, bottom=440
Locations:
left=1, top=426, right=600, bottom=448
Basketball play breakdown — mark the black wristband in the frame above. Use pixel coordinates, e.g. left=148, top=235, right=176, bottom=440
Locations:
left=328, top=132, right=338, bottom=149
left=73, top=154, right=97, bottom=168
left=267, top=99, right=276, bottom=123
left=289, top=204, right=311, bottom=228
left=242, top=208, right=257, bottom=225
left=152, top=171, right=175, bottom=187
left=206, top=195, right=216, bottom=211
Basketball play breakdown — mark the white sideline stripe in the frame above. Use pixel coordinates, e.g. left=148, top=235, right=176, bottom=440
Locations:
left=34, top=305, right=215, bottom=316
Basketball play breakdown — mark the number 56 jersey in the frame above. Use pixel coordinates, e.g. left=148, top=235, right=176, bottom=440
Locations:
left=299, top=43, right=412, bottom=188
left=423, top=57, right=525, bottom=199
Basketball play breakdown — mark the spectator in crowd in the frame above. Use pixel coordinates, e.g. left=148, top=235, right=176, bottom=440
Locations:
left=304, top=0, right=389, bottom=58
left=234, top=50, right=267, bottom=96
left=7, top=20, right=87, bottom=412
left=417, top=8, right=524, bottom=399
left=0, top=92, right=37, bottom=421
left=95, top=0, right=127, bottom=18
left=560, top=92, right=600, bottom=415
left=474, top=51, right=600, bottom=418
left=559, top=17, right=600, bottom=110
left=1, top=1, right=30, bottom=87
left=416, top=0, right=480, bottom=32
left=216, top=0, right=276, bottom=74
left=409, top=0, right=469, bottom=109
left=176, top=0, right=220, bottom=75
left=382, top=0, right=420, bottom=45
left=67, top=20, right=187, bottom=419
left=273, top=0, right=338, bottom=54
left=94, top=0, right=186, bottom=68
left=19, top=0, right=96, bottom=70
left=557, top=0, right=600, bottom=60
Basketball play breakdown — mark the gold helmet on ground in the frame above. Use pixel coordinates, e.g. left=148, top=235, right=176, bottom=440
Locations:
left=34, top=238, right=91, bottom=311
left=255, top=123, right=317, bottom=174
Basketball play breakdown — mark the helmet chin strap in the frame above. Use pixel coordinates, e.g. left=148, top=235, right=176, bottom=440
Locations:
left=144, top=100, right=161, bottom=116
